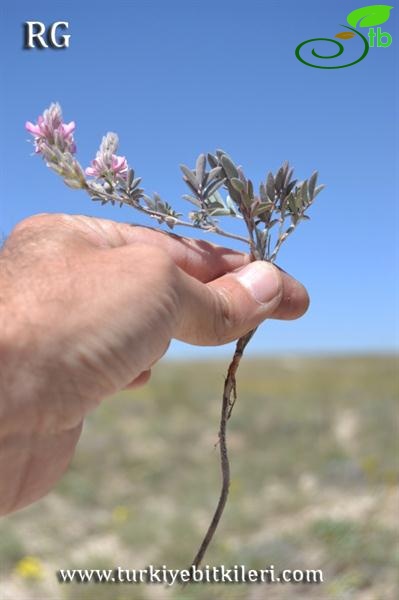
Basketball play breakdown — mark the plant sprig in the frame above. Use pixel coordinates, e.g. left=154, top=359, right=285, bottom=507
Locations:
left=26, top=103, right=325, bottom=571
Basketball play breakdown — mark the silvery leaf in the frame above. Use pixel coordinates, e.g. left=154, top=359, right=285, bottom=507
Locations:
left=180, top=165, right=198, bottom=190
left=230, top=178, right=246, bottom=193
left=266, top=172, right=275, bottom=201
left=208, top=166, right=223, bottom=180
left=301, top=181, right=309, bottom=206
left=308, top=171, right=318, bottom=199
left=225, top=195, right=237, bottom=214
left=313, top=184, right=326, bottom=198
left=182, top=194, right=202, bottom=207
left=209, top=208, right=231, bottom=216
left=275, top=166, right=285, bottom=191
left=204, top=178, right=225, bottom=198
left=207, top=153, right=218, bottom=168
left=207, top=191, right=225, bottom=208
left=195, top=154, right=206, bottom=186
left=220, top=155, right=239, bottom=179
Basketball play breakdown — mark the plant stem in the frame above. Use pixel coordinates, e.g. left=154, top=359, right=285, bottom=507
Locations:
left=89, top=186, right=251, bottom=246
left=269, top=222, right=297, bottom=262
left=188, top=242, right=264, bottom=571
left=189, top=327, right=257, bottom=570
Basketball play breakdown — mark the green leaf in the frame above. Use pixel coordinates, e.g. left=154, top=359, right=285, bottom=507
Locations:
left=275, top=166, right=285, bottom=191
left=207, top=190, right=225, bottom=208
left=266, top=172, right=275, bottom=202
left=287, top=192, right=297, bottom=214
left=253, top=202, right=273, bottom=217
left=313, top=184, right=326, bottom=198
left=126, top=169, right=133, bottom=188
left=131, top=177, right=142, bottom=190
left=240, top=192, right=252, bottom=208
left=207, top=153, right=218, bottom=168
left=226, top=184, right=241, bottom=204
left=294, top=189, right=303, bottom=210
left=203, top=178, right=225, bottom=198
left=268, top=219, right=279, bottom=228
left=255, top=228, right=268, bottom=248
left=220, top=155, right=239, bottom=179
left=208, top=166, right=223, bottom=180
left=308, top=171, right=318, bottom=199
left=130, top=189, right=144, bottom=202
left=195, top=154, right=206, bottom=186
left=183, top=178, right=199, bottom=196
left=247, top=179, right=254, bottom=200
left=225, top=195, right=237, bottom=214
left=259, top=183, right=268, bottom=203
left=142, top=194, right=154, bottom=208
left=63, top=177, right=82, bottom=189
left=182, top=194, right=201, bottom=207
left=285, top=179, right=297, bottom=196
left=230, top=177, right=246, bottom=193
left=209, top=208, right=231, bottom=216
left=347, top=4, right=393, bottom=27
left=301, top=181, right=309, bottom=206
left=50, top=163, right=66, bottom=176
left=284, top=166, right=294, bottom=187
left=180, top=164, right=198, bottom=191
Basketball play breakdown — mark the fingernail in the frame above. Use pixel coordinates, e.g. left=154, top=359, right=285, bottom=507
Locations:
left=233, top=261, right=281, bottom=304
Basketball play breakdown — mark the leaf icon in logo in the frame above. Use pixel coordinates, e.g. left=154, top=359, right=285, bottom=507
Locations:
left=335, top=31, right=356, bottom=39
left=347, top=4, right=393, bottom=28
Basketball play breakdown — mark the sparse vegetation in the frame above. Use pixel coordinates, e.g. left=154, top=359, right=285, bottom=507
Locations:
left=0, top=355, right=397, bottom=599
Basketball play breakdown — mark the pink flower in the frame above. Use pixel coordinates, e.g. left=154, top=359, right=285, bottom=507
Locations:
left=25, top=120, right=43, bottom=137
left=85, top=154, right=128, bottom=179
left=111, top=155, right=128, bottom=176
left=25, top=103, right=76, bottom=154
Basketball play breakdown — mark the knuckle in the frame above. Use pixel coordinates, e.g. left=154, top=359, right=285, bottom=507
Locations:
left=10, top=213, right=68, bottom=238
left=11, top=213, right=50, bottom=234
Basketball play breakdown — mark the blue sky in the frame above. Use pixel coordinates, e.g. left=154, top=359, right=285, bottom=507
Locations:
left=0, top=0, right=397, bottom=357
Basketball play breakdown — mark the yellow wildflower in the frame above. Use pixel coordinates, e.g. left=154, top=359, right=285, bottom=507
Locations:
left=112, top=505, right=129, bottom=524
left=15, top=556, right=44, bottom=581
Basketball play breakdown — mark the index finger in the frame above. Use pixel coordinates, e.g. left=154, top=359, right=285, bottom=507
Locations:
left=65, top=215, right=251, bottom=283
left=125, top=224, right=251, bottom=283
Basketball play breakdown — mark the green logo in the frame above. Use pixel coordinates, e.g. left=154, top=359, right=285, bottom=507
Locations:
left=295, top=4, right=394, bottom=68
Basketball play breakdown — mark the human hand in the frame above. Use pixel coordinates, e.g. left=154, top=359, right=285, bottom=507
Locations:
left=0, top=213, right=308, bottom=514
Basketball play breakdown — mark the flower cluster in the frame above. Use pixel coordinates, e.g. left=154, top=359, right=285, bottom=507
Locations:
left=26, top=104, right=130, bottom=191
left=25, top=103, right=85, bottom=189
left=85, top=132, right=128, bottom=180
left=26, top=103, right=76, bottom=155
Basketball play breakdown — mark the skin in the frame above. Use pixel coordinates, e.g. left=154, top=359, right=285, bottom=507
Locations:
left=0, top=213, right=309, bottom=516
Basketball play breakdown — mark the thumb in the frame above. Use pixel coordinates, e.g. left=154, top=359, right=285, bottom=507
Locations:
left=174, top=261, right=308, bottom=346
